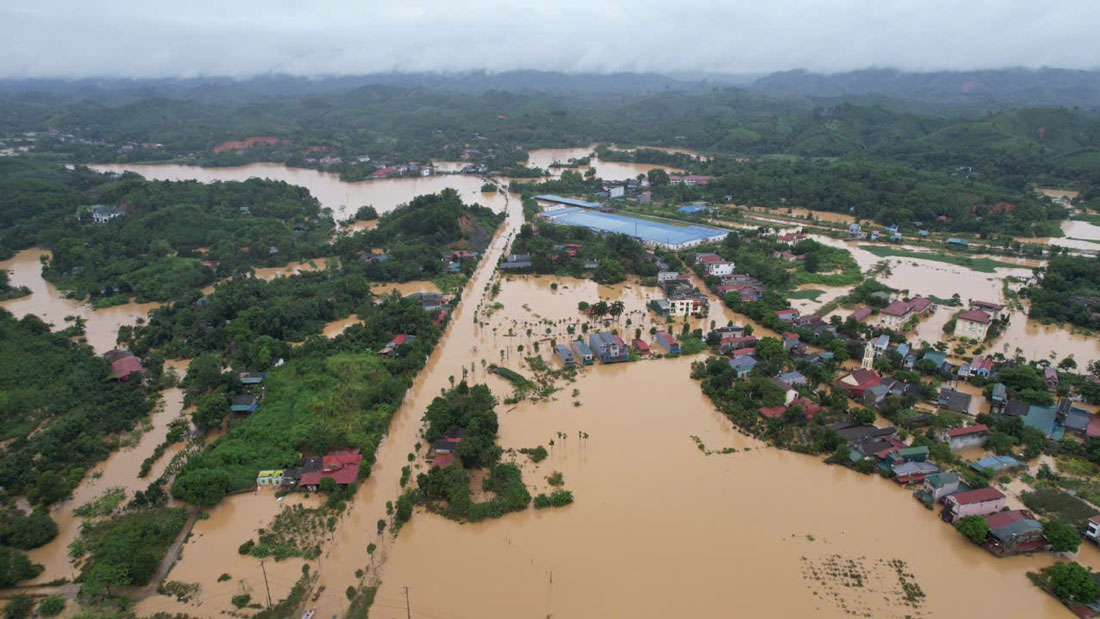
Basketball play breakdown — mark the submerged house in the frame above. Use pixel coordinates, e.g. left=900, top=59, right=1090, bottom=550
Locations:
left=571, top=340, right=594, bottom=365
left=941, top=424, right=988, bottom=450
left=653, top=331, right=680, bottom=355
left=105, top=350, right=144, bottom=382
left=298, top=449, right=362, bottom=491
left=941, top=487, right=1007, bottom=523
left=938, top=387, right=972, bottom=414
left=590, top=332, right=629, bottom=363
left=984, top=511, right=1048, bottom=557
left=919, top=471, right=961, bottom=503
left=556, top=344, right=576, bottom=369
left=632, top=339, right=651, bottom=356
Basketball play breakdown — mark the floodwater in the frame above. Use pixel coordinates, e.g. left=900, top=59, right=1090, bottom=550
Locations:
left=371, top=358, right=1077, bottom=619
left=89, top=163, right=510, bottom=221
left=253, top=258, right=334, bottom=281
left=525, top=145, right=684, bottom=182
left=0, top=248, right=159, bottom=355
left=38, top=163, right=1094, bottom=617
left=133, top=489, right=321, bottom=617
left=26, top=369, right=189, bottom=584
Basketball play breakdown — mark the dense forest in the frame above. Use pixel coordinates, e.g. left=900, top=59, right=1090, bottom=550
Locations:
left=1029, top=256, right=1100, bottom=329
left=0, top=159, right=335, bottom=303
left=0, top=309, right=156, bottom=587
left=5, top=75, right=1100, bottom=231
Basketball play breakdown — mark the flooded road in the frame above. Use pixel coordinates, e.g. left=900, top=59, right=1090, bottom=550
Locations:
left=90, top=163, right=510, bottom=221
left=0, top=248, right=159, bottom=355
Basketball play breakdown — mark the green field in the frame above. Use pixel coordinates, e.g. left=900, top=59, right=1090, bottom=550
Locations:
left=857, top=245, right=1021, bottom=273
left=786, top=288, right=826, bottom=301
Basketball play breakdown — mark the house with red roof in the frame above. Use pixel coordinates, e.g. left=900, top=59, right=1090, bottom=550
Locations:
left=720, top=336, right=758, bottom=353
left=758, top=405, right=787, bottom=419
left=835, top=368, right=882, bottom=399
left=299, top=449, right=362, bottom=490
left=849, top=306, right=872, bottom=323
left=380, top=334, right=414, bottom=357
left=432, top=453, right=458, bottom=469
left=632, top=339, right=651, bottom=355
left=107, top=353, right=144, bottom=382
left=941, top=424, right=989, bottom=450
left=969, top=300, right=1006, bottom=320
left=941, top=487, right=1006, bottom=523
left=957, top=309, right=992, bottom=339
left=775, top=309, right=799, bottom=322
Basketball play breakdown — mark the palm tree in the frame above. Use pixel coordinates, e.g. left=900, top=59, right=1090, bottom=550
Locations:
left=609, top=300, right=625, bottom=322
left=592, top=301, right=609, bottom=319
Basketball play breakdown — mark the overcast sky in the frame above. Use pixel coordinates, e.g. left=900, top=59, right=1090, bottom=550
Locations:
left=2, top=0, right=1098, bottom=78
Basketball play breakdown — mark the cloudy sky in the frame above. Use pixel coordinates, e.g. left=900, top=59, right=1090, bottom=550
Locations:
left=2, top=0, right=1098, bottom=78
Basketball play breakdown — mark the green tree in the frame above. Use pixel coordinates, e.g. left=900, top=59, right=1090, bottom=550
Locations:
left=192, top=393, right=230, bottom=432
left=1043, top=520, right=1082, bottom=553
left=36, top=595, right=65, bottom=617
left=319, top=477, right=337, bottom=493
left=954, top=515, right=990, bottom=545
left=171, top=468, right=230, bottom=506
left=0, top=547, right=43, bottom=587
left=83, top=560, right=131, bottom=598
left=1047, top=562, right=1100, bottom=604
left=3, top=594, right=33, bottom=619
left=647, top=169, right=670, bottom=187
left=594, top=259, right=626, bottom=284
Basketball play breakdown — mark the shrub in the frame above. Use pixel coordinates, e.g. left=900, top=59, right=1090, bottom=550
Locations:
left=231, top=593, right=251, bottom=608
left=37, top=595, right=65, bottom=617
left=238, top=539, right=255, bottom=555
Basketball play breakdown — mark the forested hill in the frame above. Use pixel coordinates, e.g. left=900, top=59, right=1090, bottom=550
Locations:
left=5, top=73, right=1100, bottom=227
left=745, top=68, right=1100, bottom=112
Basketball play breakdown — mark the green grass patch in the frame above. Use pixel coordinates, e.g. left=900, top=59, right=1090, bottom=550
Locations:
left=1072, top=212, right=1100, bottom=225
left=787, top=288, right=825, bottom=301
left=1020, top=487, right=1096, bottom=530
left=857, top=245, right=1020, bottom=273
left=69, top=506, right=188, bottom=587
left=172, top=353, right=408, bottom=504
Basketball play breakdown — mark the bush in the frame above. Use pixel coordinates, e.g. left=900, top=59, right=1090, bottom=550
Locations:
left=238, top=539, right=255, bottom=555
left=232, top=593, right=251, bottom=608
left=37, top=595, right=65, bottom=617
left=1044, top=520, right=1082, bottom=553
left=4, top=594, right=33, bottom=618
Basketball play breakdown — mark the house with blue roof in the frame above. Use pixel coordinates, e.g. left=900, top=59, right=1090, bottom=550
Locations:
left=678, top=203, right=708, bottom=215
left=1022, top=403, right=1058, bottom=438
left=728, top=355, right=758, bottom=377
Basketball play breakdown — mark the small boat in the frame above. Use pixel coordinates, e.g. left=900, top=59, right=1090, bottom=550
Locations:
left=311, top=585, right=326, bottom=602
left=301, top=607, right=316, bottom=619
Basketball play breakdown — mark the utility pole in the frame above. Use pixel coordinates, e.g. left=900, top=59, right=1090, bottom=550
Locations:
left=260, top=559, right=273, bottom=608
left=404, top=586, right=412, bottom=619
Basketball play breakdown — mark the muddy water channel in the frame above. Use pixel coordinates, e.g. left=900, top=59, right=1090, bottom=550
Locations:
left=27, top=361, right=191, bottom=584
left=0, top=248, right=158, bottom=354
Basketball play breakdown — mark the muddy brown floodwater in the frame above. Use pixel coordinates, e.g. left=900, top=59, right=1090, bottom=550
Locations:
left=525, top=145, right=684, bottom=181
left=0, top=248, right=159, bottom=355
left=371, top=358, right=1078, bottom=619
left=90, top=163, right=511, bottom=221
left=27, top=361, right=191, bottom=584
left=42, top=163, right=1096, bottom=617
